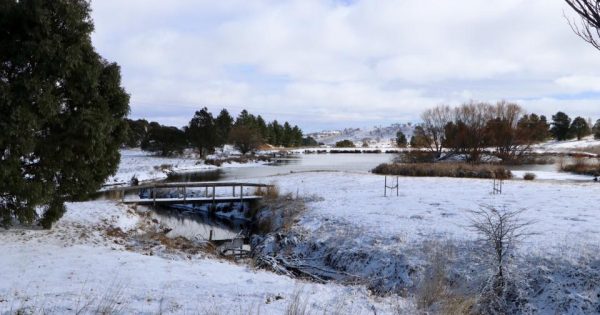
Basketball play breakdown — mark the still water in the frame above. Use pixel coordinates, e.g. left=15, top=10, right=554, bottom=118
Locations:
left=167, top=153, right=395, bottom=182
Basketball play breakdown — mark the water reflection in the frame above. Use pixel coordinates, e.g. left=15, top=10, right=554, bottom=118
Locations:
left=151, top=206, right=246, bottom=241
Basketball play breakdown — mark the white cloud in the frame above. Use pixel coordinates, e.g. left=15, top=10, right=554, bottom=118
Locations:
left=555, top=75, right=600, bottom=92
left=90, top=0, right=600, bottom=130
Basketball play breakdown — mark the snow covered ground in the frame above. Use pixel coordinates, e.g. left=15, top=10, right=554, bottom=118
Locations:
left=0, top=200, right=411, bottom=314
left=268, top=172, right=600, bottom=250
left=104, top=149, right=267, bottom=187
left=532, top=136, right=600, bottom=155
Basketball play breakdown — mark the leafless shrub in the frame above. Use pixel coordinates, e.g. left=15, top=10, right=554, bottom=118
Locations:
left=373, top=163, right=512, bottom=179
left=469, top=206, right=535, bottom=314
left=523, top=173, right=536, bottom=181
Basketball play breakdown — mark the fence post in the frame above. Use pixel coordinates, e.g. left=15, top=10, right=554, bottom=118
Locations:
left=384, top=176, right=387, bottom=197
left=240, top=184, right=244, bottom=204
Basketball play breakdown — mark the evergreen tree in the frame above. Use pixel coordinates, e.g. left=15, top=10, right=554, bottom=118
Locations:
left=396, top=131, right=408, bottom=147
left=302, top=136, right=318, bottom=146
left=124, top=119, right=149, bottom=148
left=282, top=122, right=293, bottom=147
left=0, top=0, right=129, bottom=228
left=187, top=107, right=215, bottom=156
left=269, top=120, right=283, bottom=146
left=142, top=123, right=187, bottom=156
left=256, top=115, right=269, bottom=141
left=517, top=113, right=549, bottom=143
left=235, top=109, right=257, bottom=128
left=569, top=116, right=591, bottom=140
left=593, top=119, right=600, bottom=140
left=291, top=125, right=303, bottom=147
left=550, top=112, right=572, bottom=140
left=214, top=109, right=233, bottom=147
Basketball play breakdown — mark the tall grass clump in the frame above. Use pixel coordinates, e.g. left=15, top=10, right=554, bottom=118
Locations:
left=560, top=157, right=600, bottom=176
left=372, top=163, right=512, bottom=179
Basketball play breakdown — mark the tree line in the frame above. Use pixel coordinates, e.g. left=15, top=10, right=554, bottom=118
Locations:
left=125, top=108, right=305, bottom=156
left=403, top=101, right=599, bottom=162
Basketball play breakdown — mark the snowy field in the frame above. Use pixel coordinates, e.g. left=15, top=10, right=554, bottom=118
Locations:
left=268, top=172, right=600, bottom=251
left=0, top=200, right=410, bottom=314
left=531, top=136, right=600, bottom=155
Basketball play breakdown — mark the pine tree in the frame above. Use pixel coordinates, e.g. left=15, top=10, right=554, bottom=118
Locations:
left=1, top=0, right=129, bottom=228
left=256, top=115, right=269, bottom=141
left=142, top=123, right=187, bottom=156
left=396, top=131, right=408, bottom=147
left=187, top=107, right=215, bottom=156
left=550, top=112, right=572, bottom=141
left=569, top=116, right=591, bottom=140
left=593, top=119, right=600, bottom=140
left=214, top=109, right=233, bottom=147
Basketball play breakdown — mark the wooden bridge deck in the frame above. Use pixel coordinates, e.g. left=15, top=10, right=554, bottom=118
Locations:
left=122, top=195, right=263, bottom=205
left=113, top=181, right=273, bottom=206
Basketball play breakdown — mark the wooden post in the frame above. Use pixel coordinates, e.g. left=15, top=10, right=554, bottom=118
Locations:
left=384, top=176, right=387, bottom=197
left=233, top=185, right=236, bottom=197
left=396, top=176, right=399, bottom=197
left=152, top=185, right=156, bottom=206
left=183, top=186, right=186, bottom=204
left=205, top=186, right=208, bottom=197
left=212, top=185, right=216, bottom=211
left=240, top=184, right=243, bottom=204
left=209, top=230, right=213, bottom=241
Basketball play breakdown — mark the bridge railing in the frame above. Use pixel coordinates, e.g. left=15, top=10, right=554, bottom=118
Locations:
left=113, top=181, right=274, bottom=205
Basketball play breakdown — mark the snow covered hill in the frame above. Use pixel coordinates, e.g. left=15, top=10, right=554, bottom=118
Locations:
left=307, top=123, right=414, bottom=147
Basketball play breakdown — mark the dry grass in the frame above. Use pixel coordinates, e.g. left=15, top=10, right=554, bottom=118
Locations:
left=574, top=145, right=600, bottom=156
left=254, top=185, right=280, bottom=200
left=560, top=157, right=600, bottom=176
left=285, top=290, right=309, bottom=315
left=372, top=163, right=512, bottom=179
left=416, top=242, right=476, bottom=315
left=252, top=193, right=306, bottom=235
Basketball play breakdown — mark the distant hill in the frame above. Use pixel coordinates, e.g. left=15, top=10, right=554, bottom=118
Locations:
left=306, top=123, right=415, bottom=147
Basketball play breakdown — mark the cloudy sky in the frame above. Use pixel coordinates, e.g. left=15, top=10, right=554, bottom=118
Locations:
left=90, top=0, right=600, bottom=132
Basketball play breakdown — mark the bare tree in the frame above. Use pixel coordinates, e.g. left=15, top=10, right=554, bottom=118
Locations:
left=421, top=105, right=453, bottom=158
left=469, top=206, right=535, bottom=314
left=565, top=0, right=600, bottom=50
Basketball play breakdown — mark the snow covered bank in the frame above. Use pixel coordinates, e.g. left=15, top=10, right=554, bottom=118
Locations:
left=104, top=149, right=268, bottom=188
left=532, top=136, right=600, bottom=156
left=249, top=172, right=600, bottom=312
left=0, top=199, right=411, bottom=314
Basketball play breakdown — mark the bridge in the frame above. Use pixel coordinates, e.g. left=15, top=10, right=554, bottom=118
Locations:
left=113, top=181, right=274, bottom=207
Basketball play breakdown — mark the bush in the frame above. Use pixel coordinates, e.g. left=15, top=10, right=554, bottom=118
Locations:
left=372, top=163, right=512, bottom=179
left=335, top=139, right=355, bottom=148
left=560, top=158, right=600, bottom=176
left=523, top=173, right=536, bottom=180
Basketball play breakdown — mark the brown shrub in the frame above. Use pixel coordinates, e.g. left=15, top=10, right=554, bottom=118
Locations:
left=523, top=173, right=536, bottom=180
left=254, top=185, right=280, bottom=200
left=561, top=157, right=600, bottom=176
left=372, top=163, right=512, bottom=179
